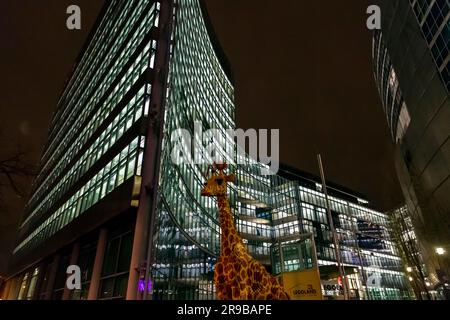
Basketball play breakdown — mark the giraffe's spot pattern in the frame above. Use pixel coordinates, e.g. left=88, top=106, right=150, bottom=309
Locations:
left=203, top=169, right=289, bottom=300
left=211, top=196, right=289, bottom=300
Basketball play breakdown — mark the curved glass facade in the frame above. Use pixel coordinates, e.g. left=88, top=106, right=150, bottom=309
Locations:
left=151, top=0, right=235, bottom=300
left=5, top=0, right=412, bottom=301
left=373, top=0, right=450, bottom=293
left=372, top=31, right=410, bottom=143
left=409, top=0, right=450, bottom=90
left=14, top=0, right=160, bottom=255
left=151, top=0, right=411, bottom=300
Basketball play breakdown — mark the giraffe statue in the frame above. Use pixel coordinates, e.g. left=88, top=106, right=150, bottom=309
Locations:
left=201, top=163, right=289, bottom=300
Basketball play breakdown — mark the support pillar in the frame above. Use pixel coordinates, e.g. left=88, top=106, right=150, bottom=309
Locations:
left=7, top=277, right=21, bottom=300
left=44, top=255, right=60, bottom=300
left=1, top=278, right=12, bottom=300
left=31, top=263, right=46, bottom=300
left=126, top=0, right=173, bottom=301
left=87, top=229, right=108, bottom=300
left=62, top=243, right=80, bottom=300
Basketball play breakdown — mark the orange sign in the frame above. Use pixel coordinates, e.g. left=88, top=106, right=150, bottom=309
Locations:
left=281, top=269, right=323, bottom=300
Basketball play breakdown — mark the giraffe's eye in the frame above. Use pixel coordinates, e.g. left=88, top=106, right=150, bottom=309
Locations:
left=216, top=179, right=224, bottom=186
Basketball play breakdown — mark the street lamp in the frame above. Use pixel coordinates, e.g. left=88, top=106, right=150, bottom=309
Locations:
left=435, top=247, right=446, bottom=255
left=408, top=276, right=414, bottom=282
left=406, top=267, right=413, bottom=273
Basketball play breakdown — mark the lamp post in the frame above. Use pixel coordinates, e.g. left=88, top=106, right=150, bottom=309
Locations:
left=435, top=247, right=446, bottom=278
left=317, top=154, right=350, bottom=300
left=435, top=246, right=450, bottom=300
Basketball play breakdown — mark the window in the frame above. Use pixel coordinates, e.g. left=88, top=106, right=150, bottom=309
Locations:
left=17, top=273, right=29, bottom=300
left=395, top=103, right=411, bottom=142
left=99, top=230, right=133, bottom=300
left=53, top=254, right=71, bottom=300
left=71, top=242, right=97, bottom=300
left=15, top=137, right=143, bottom=253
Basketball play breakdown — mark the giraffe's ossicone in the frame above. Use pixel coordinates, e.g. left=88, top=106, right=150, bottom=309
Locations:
left=201, top=163, right=290, bottom=300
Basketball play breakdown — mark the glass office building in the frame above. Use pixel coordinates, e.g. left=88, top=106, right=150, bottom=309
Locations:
left=372, top=0, right=450, bottom=295
left=261, top=167, right=411, bottom=300
left=388, top=205, right=446, bottom=299
left=373, top=31, right=410, bottom=143
left=1, top=0, right=410, bottom=300
left=3, top=0, right=164, bottom=300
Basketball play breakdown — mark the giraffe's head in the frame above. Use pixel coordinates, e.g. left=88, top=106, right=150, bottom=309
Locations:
left=201, top=163, right=235, bottom=197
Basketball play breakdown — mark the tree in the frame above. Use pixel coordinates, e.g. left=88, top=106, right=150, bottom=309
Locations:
left=0, top=136, right=37, bottom=276
left=0, top=148, right=36, bottom=206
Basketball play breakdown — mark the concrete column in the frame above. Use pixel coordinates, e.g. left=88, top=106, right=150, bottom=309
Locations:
left=31, top=263, right=46, bottom=300
left=126, top=210, right=146, bottom=301
left=44, top=255, right=60, bottom=300
left=1, top=279, right=12, bottom=300
left=298, top=244, right=304, bottom=270
left=87, top=229, right=108, bottom=300
left=7, top=277, right=20, bottom=300
left=62, top=243, right=80, bottom=300
left=126, top=0, right=174, bottom=301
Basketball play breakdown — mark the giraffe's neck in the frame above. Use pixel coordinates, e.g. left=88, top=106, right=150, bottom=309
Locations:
left=217, top=196, right=238, bottom=252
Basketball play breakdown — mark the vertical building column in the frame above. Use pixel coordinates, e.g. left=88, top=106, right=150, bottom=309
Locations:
left=62, top=243, right=80, bottom=300
left=88, top=229, right=108, bottom=300
left=44, top=255, right=60, bottom=300
left=1, top=279, right=12, bottom=300
left=126, top=0, right=173, bottom=301
left=31, top=263, right=46, bottom=300
left=293, top=180, right=306, bottom=235
left=7, top=277, right=21, bottom=300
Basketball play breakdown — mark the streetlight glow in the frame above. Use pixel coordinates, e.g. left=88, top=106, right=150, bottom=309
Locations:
left=406, top=267, right=413, bottom=273
left=436, top=247, right=446, bottom=255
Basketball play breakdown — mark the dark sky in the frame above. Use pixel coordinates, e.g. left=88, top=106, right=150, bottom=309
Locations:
left=0, top=0, right=402, bottom=274
left=207, top=0, right=401, bottom=209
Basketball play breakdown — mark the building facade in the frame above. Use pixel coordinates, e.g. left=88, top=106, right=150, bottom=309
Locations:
left=372, top=0, right=450, bottom=294
left=273, top=166, right=412, bottom=300
left=1, top=0, right=409, bottom=300
left=3, top=0, right=169, bottom=300
left=388, top=205, right=447, bottom=299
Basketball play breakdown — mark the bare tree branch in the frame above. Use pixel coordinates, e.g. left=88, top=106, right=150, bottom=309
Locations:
left=0, top=144, right=37, bottom=203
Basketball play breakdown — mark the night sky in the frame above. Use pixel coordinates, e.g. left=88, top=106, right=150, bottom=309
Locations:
left=0, top=0, right=401, bottom=274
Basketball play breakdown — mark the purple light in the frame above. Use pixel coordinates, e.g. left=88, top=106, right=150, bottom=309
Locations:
left=138, top=279, right=153, bottom=293
left=138, top=279, right=145, bottom=292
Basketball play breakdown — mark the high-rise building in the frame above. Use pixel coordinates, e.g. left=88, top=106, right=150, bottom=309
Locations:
left=3, top=0, right=172, bottom=300
left=275, top=166, right=412, bottom=300
left=1, top=0, right=410, bottom=301
left=388, top=205, right=445, bottom=299
left=372, top=0, right=450, bottom=296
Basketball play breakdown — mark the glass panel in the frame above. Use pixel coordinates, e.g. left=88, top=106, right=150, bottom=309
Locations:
left=102, top=238, right=120, bottom=276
